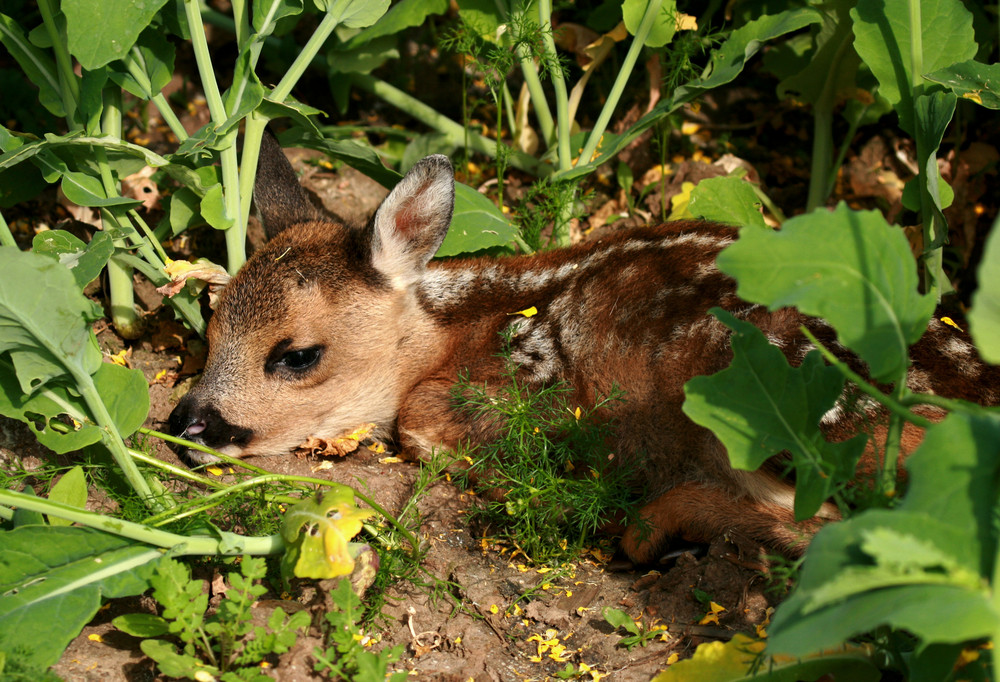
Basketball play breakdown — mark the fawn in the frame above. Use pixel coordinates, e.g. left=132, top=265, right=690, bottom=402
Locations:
left=168, top=134, right=999, bottom=563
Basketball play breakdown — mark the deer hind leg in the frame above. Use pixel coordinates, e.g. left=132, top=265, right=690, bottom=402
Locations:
left=620, top=479, right=836, bottom=564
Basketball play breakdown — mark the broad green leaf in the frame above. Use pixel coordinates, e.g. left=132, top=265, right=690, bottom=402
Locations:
left=0, top=248, right=102, bottom=393
left=603, top=607, right=640, bottom=635
left=323, top=0, right=390, bottom=28
left=92, top=362, right=150, bottom=438
left=0, top=13, right=65, bottom=117
left=340, top=0, right=447, bottom=49
left=112, top=28, right=176, bottom=99
left=46, top=466, right=88, bottom=527
left=682, top=309, right=864, bottom=519
left=969, top=218, right=1000, bottom=363
left=141, top=638, right=219, bottom=678
left=851, top=0, right=975, bottom=135
left=437, top=183, right=517, bottom=257
left=687, top=176, right=766, bottom=229
left=327, top=34, right=399, bottom=75
left=257, top=96, right=325, bottom=136
left=900, top=411, right=1000, bottom=575
left=0, top=359, right=149, bottom=452
left=253, top=0, right=304, bottom=37
left=716, top=203, right=936, bottom=382
left=768, top=412, right=1000, bottom=657
left=776, top=0, right=859, bottom=107
left=925, top=59, right=1000, bottom=109
left=63, top=0, right=170, bottom=69
left=200, top=184, right=234, bottom=230
left=59, top=169, right=142, bottom=208
left=402, top=132, right=456, bottom=173
left=112, top=613, right=171, bottom=638
left=167, top=187, right=204, bottom=236
left=770, top=583, right=998, bottom=657
left=281, top=486, right=374, bottom=579
left=653, top=633, right=879, bottom=682
left=0, top=525, right=162, bottom=669
left=622, top=0, right=677, bottom=48
left=278, top=128, right=401, bottom=188
left=223, top=51, right=265, bottom=123
left=32, top=230, right=114, bottom=288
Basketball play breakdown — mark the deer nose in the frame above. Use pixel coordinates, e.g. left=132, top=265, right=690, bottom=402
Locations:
left=167, top=395, right=254, bottom=456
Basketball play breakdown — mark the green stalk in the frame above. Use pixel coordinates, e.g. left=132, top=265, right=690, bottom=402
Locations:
left=805, top=85, right=835, bottom=212
left=123, top=47, right=189, bottom=141
left=183, top=0, right=244, bottom=274
left=0, top=489, right=283, bottom=555
left=36, top=0, right=79, bottom=127
left=515, top=46, right=555, bottom=145
left=0, top=208, right=14, bottom=247
left=907, top=0, right=944, bottom=298
left=349, top=73, right=546, bottom=176
left=573, top=0, right=663, bottom=173
left=537, top=0, right=572, bottom=172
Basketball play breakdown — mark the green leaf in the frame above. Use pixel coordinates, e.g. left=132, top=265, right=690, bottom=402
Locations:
left=603, top=607, right=640, bottom=635
left=58, top=169, right=141, bottom=209
left=327, top=34, right=399, bottom=75
left=0, top=525, right=162, bottom=669
left=281, top=487, right=374, bottom=579
left=0, top=247, right=103, bottom=393
left=653, top=633, right=879, bottom=682
left=339, top=0, right=447, bottom=49
left=112, top=613, right=171, bottom=638
left=252, top=0, right=304, bottom=37
left=925, top=59, right=1000, bottom=109
left=63, top=0, right=170, bottom=69
left=682, top=309, right=864, bottom=518
left=437, top=183, right=517, bottom=257
left=850, top=0, right=975, bottom=135
left=277, top=128, right=399, bottom=188
left=324, top=0, right=390, bottom=28
left=46, top=466, right=88, bottom=526
left=969, top=218, right=1000, bottom=363
left=622, top=0, right=678, bottom=48
left=201, top=184, right=234, bottom=230
left=687, top=176, right=766, bottom=229
left=715, top=203, right=936, bottom=382
left=141, top=638, right=218, bottom=679
left=223, top=51, right=265, bottom=124
left=92, top=362, right=150, bottom=438
left=767, top=412, right=1000, bottom=657
left=0, top=13, right=65, bottom=117
left=32, top=230, right=114, bottom=288
left=112, top=28, right=176, bottom=99
left=167, top=187, right=205, bottom=236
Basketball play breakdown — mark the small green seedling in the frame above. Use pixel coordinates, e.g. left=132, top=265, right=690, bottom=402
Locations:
left=312, top=580, right=407, bottom=682
left=603, top=607, right=668, bottom=651
left=114, top=556, right=310, bottom=681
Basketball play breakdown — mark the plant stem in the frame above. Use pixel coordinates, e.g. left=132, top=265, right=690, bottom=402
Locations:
left=349, top=73, right=546, bottom=176
left=36, top=0, right=79, bottom=127
left=574, top=0, right=663, bottom=171
left=537, top=0, right=572, bottom=172
left=799, top=328, right=933, bottom=429
left=183, top=0, right=244, bottom=273
left=515, top=46, right=554, bottom=145
left=0, top=208, right=15, bottom=247
left=0, top=489, right=284, bottom=555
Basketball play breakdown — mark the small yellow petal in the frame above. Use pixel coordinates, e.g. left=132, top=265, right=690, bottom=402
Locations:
left=87, top=634, right=103, bottom=642
left=206, top=465, right=223, bottom=476
left=941, top=316, right=963, bottom=332
left=509, top=306, right=538, bottom=318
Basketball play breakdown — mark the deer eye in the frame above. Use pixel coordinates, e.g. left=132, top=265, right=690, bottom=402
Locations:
left=267, top=341, right=323, bottom=375
left=281, top=347, right=322, bottom=370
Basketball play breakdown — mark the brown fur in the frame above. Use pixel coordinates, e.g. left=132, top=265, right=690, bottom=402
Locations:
left=168, top=134, right=1000, bottom=564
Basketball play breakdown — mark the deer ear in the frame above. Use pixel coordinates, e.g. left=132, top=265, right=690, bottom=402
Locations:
left=370, top=154, right=454, bottom=288
left=253, top=131, right=321, bottom=239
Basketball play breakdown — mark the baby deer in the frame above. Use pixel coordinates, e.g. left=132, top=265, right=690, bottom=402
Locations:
left=169, top=134, right=998, bottom=563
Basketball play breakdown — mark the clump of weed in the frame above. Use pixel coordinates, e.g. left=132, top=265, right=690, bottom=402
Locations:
left=450, top=332, right=637, bottom=563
